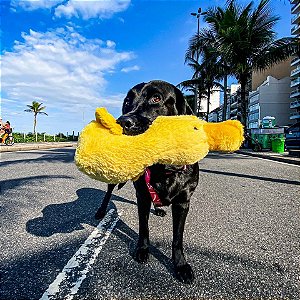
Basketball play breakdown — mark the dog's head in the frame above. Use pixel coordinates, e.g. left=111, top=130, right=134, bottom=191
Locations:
left=117, top=80, right=193, bottom=135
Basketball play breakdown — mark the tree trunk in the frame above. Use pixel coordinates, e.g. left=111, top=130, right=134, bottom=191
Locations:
left=193, top=87, right=198, bottom=115
left=206, top=86, right=211, bottom=121
left=34, top=114, right=37, bottom=135
left=222, top=75, right=228, bottom=121
left=197, top=92, right=202, bottom=117
left=239, top=74, right=249, bottom=127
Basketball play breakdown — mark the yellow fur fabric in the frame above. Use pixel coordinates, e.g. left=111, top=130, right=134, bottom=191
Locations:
left=75, top=108, right=244, bottom=184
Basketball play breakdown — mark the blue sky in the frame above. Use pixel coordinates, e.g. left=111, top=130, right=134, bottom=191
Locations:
left=1, top=0, right=291, bottom=134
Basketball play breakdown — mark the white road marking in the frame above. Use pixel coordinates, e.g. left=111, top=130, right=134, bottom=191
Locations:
left=40, top=208, right=121, bottom=300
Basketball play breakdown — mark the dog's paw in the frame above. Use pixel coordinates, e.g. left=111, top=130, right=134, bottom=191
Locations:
left=95, top=209, right=106, bottom=220
left=174, top=264, right=195, bottom=284
left=153, top=208, right=166, bottom=217
left=135, top=247, right=149, bottom=263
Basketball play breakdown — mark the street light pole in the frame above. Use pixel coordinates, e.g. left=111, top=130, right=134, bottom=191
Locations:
left=191, top=8, right=202, bottom=116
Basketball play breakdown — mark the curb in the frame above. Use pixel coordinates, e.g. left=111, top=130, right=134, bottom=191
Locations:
left=0, top=142, right=77, bottom=153
left=237, top=150, right=300, bottom=166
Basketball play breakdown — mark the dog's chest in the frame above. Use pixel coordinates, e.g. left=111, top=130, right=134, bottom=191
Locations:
left=148, top=165, right=192, bottom=204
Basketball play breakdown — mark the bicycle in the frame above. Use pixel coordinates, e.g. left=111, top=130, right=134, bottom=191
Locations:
left=0, top=132, right=15, bottom=146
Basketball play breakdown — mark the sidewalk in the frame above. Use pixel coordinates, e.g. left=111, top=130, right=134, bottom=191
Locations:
left=0, top=142, right=77, bottom=153
left=237, top=149, right=300, bottom=166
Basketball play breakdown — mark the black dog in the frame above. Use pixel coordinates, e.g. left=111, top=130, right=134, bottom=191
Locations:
left=95, top=80, right=199, bottom=284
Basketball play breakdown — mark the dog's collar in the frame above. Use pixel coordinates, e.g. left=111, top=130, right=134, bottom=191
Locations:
left=145, top=168, right=163, bottom=207
left=145, top=165, right=188, bottom=207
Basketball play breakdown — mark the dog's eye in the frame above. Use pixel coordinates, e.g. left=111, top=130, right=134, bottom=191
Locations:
left=150, top=95, right=161, bottom=104
left=124, top=99, right=131, bottom=107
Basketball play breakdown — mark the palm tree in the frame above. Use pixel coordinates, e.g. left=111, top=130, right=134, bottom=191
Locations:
left=24, top=100, right=48, bottom=135
left=186, top=28, right=232, bottom=121
left=178, top=77, right=207, bottom=117
left=187, top=0, right=299, bottom=126
left=182, top=40, right=224, bottom=119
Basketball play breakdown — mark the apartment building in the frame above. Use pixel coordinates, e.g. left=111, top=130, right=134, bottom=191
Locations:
left=290, top=0, right=300, bottom=122
left=198, top=87, right=221, bottom=115
left=208, top=84, right=240, bottom=122
left=248, top=76, right=291, bottom=129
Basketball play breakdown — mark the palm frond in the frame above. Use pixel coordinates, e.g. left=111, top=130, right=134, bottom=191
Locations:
left=254, top=37, right=300, bottom=71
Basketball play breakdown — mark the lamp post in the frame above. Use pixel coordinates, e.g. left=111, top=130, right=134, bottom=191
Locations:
left=191, top=8, right=202, bottom=116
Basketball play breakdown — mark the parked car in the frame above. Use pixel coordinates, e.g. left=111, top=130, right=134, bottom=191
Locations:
left=285, top=122, right=300, bottom=150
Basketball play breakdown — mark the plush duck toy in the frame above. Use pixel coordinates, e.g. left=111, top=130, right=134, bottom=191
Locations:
left=75, top=108, right=244, bottom=184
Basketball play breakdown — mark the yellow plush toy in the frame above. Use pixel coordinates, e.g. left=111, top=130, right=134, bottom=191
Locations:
left=75, top=108, right=244, bottom=184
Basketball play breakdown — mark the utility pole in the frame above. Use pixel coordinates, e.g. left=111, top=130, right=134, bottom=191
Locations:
left=191, top=8, right=202, bottom=116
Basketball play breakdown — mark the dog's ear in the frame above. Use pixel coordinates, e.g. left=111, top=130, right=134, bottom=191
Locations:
left=174, top=87, right=194, bottom=115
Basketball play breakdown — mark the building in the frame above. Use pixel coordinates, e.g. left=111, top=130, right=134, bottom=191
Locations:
left=290, top=0, right=300, bottom=122
left=228, top=85, right=241, bottom=120
left=208, top=84, right=240, bottom=122
left=207, top=107, right=219, bottom=122
left=198, top=87, right=221, bottom=115
left=252, top=59, right=292, bottom=91
left=248, top=76, right=292, bottom=129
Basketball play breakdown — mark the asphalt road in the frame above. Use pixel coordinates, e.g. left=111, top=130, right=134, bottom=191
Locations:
left=0, top=148, right=299, bottom=300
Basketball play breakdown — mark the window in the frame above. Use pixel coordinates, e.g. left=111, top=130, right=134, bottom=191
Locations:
left=249, top=103, right=259, bottom=112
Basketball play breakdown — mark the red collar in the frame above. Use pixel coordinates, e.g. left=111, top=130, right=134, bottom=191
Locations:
left=145, top=165, right=188, bottom=207
left=145, top=168, right=163, bottom=207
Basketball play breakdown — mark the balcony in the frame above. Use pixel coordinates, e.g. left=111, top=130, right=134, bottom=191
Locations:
left=292, top=12, right=300, bottom=24
left=291, top=57, right=300, bottom=66
left=291, top=66, right=300, bottom=77
left=290, top=100, right=300, bottom=109
left=291, top=89, right=300, bottom=98
left=290, top=111, right=300, bottom=120
left=291, top=78, right=300, bottom=87
left=231, top=108, right=238, bottom=115
left=291, top=24, right=300, bottom=35
left=230, top=101, right=238, bottom=109
left=292, top=2, right=300, bottom=14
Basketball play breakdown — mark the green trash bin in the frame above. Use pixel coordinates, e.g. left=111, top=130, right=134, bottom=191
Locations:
left=271, top=138, right=285, bottom=153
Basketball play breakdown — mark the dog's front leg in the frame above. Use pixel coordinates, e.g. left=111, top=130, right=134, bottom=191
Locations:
left=134, top=180, right=152, bottom=263
left=172, top=200, right=195, bottom=284
left=95, top=184, right=116, bottom=220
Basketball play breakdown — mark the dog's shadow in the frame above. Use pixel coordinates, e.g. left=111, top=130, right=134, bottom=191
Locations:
left=26, top=187, right=135, bottom=237
left=26, top=187, right=174, bottom=275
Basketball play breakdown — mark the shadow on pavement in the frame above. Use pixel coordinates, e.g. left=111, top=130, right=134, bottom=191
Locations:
left=200, top=169, right=300, bottom=186
left=26, top=188, right=136, bottom=237
left=0, top=175, right=74, bottom=195
left=3, top=183, right=298, bottom=300
left=113, top=219, right=175, bottom=275
left=0, top=148, right=76, bottom=167
left=84, top=222, right=299, bottom=300
left=206, top=152, right=251, bottom=159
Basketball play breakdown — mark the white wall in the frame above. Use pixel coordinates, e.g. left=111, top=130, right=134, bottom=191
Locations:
left=199, top=87, right=221, bottom=113
left=249, top=76, right=292, bottom=127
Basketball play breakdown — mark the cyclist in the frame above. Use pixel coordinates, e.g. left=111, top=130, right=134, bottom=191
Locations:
left=2, top=121, right=11, bottom=144
left=0, top=117, right=4, bottom=136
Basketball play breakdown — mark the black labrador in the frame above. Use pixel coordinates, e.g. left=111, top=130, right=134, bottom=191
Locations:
left=95, top=80, right=199, bottom=284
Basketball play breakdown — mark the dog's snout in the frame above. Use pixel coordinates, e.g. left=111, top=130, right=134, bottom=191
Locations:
left=117, top=116, right=134, bottom=130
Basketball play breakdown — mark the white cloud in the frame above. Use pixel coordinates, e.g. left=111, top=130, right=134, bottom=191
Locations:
left=11, top=0, right=131, bottom=20
left=1, top=26, right=134, bottom=133
left=106, top=40, right=116, bottom=48
left=11, top=0, right=62, bottom=11
left=121, top=65, right=140, bottom=73
left=55, top=0, right=131, bottom=20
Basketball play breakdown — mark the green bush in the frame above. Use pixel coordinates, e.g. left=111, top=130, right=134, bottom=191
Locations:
left=12, top=132, right=78, bottom=143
